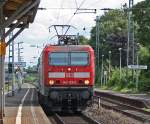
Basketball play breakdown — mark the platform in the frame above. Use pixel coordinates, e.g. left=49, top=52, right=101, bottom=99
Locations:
left=4, top=83, right=52, bottom=124
left=95, top=89, right=150, bottom=108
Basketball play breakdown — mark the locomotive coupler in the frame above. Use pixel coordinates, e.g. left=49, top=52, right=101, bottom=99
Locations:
left=68, top=93, right=72, bottom=106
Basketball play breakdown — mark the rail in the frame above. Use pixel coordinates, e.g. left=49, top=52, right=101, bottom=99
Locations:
left=94, top=95, right=150, bottom=123
left=49, top=112, right=101, bottom=124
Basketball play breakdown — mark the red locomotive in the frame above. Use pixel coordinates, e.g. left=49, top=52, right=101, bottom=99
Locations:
left=38, top=44, right=95, bottom=111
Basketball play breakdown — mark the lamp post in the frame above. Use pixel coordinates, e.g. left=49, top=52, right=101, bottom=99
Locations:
left=101, top=54, right=104, bottom=86
left=119, top=48, right=122, bottom=80
left=95, top=16, right=100, bottom=68
left=136, top=43, right=140, bottom=91
left=108, top=51, right=111, bottom=80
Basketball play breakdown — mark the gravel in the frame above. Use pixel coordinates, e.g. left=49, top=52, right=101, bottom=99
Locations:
left=84, top=104, right=144, bottom=124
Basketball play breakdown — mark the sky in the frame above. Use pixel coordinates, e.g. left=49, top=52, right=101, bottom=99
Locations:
left=5, top=0, right=144, bottom=67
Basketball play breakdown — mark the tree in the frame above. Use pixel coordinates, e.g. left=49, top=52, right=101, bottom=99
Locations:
left=90, top=10, right=128, bottom=67
left=89, top=1, right=150, bottom=91
left=133, top=0, right=150, bottom=91
left=133, top=0, right=150, bottom=46
left=79, top=35, right=89, bottom=45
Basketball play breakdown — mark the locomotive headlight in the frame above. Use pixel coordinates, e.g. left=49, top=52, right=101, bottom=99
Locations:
left=84, top=80, right=89, bottom=85
left=49, top=80, right=54, bottom=85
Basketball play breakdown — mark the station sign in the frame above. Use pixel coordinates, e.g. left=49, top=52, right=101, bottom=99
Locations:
left=128, top=65, right=147, bottom=70
left=14, top=62, right=26, bottom=67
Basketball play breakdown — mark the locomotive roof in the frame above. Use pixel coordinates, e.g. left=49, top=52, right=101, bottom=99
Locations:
left=44, top=45, right=94, bottom=52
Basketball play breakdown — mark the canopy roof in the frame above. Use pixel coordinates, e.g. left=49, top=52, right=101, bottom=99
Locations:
left=0, top=0, right=40, bottom=46
left=4, top=0, right=40, bottom=28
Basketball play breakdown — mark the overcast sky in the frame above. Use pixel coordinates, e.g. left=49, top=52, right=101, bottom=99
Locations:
left=5, top=0, right=144, bottom=67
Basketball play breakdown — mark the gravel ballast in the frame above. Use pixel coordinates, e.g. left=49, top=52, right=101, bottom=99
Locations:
left=84, top=104, right=145, bottom=124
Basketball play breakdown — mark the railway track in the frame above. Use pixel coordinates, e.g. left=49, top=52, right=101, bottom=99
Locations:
left=94, top=95, right=150, bottom=123
left=94, top=90, right=149, bottom=108
left=49, top=112, right=101, bottom=124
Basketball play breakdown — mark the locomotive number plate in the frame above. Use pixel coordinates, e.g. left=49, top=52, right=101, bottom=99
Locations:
left=65, top=73, right=74, bottom=78
left=63, top=81, right=76, bottom=85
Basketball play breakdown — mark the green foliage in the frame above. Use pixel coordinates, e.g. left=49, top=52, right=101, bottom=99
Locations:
left=100, top=10, right=127, bottom=36
left=24, top=74, right=38, bottom=83
left=26, top=66, right=38, bottom=73
left=79, top=35, right=89, bottom=45
left=96, top=66, right=150, bottom=92
left=90, top=10, right=128, bottom=47
left=100, top=68, right=138, bottom=92
left=139, top=46, right=150, bottom=64
left=95, top=68, right=101, bottom=86
left=143, top=108, right=150, bottom=112
left=139, top=76, right=150, bottom=92
left=120, top=88, right=133, bottom=93
left=139, top=46, right=149, bottom=58
left=107, top=68, right=129, bottom=89
left=90, top=9, right=128, bottom=67
left=133, top=0, right=150, bottom=46
left=133, top=1, right=150, bottom=92
left=91, top=0, right=150, bottom=93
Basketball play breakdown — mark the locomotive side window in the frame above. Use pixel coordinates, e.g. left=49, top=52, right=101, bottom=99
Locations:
left=50, top=52, right=69, bottom=65
left=71, top=52, right=89, bottom=66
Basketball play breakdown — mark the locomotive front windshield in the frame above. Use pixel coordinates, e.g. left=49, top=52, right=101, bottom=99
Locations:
left=49, top=52, right=89, bottom=66
left=50, top=53, right=68, bottom=66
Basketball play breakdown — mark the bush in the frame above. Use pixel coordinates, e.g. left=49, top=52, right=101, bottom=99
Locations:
left=24, top=73, right=38, bottom=83
left=103, top=68, right=138, bottom=91
left=127, top=81, right=135, bottom=89
left=107, top=68, right=128, bottom=88
left=95, top=68, right=101, bottom=86
left=139, top=77, right=150, bottom=92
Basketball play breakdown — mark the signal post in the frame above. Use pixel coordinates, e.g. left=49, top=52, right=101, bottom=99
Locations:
left=0, top=1, right=6, bottom=123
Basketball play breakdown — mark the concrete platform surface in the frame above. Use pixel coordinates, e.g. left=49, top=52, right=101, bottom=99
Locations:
left=3, top=83, right=52, bottom=124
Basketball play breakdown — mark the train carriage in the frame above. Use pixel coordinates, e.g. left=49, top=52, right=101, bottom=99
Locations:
left=38, top=45, right=95, bottom=111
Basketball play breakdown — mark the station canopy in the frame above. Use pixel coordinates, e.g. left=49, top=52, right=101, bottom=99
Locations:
left=2, top=0, right=40, bottom=46
left=4, top=0, right=40, bottom=27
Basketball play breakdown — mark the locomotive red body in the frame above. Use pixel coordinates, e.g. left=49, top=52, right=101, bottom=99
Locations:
left=38, top=45, right=95, bottom=111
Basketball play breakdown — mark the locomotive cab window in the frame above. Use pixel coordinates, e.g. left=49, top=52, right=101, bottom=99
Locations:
left=70, top=52, right=89, bottom=66
left=49, top=52, right=69, bottom=65
left=49, top=52, right=89, bottom=66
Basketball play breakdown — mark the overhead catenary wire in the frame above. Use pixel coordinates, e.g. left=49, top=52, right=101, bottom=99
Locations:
left=74, top=0, right=78, bottom=8
left=38, top=7, right=150, bottom=11
left=66, top=0, right=87, bottom=25
left=57, top=0, right=65, bottom=23
left=53, top=0, right=87, bottom=37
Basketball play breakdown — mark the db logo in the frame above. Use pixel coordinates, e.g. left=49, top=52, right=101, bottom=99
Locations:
left=66, top=73, right=74, bottom=78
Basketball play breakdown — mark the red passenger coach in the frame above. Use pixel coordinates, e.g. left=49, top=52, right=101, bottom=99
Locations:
left=38, top=45, right=95, bottom=111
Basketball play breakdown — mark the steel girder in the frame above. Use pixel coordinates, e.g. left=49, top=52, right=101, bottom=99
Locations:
left=6, top=24, right=28, bottom=46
